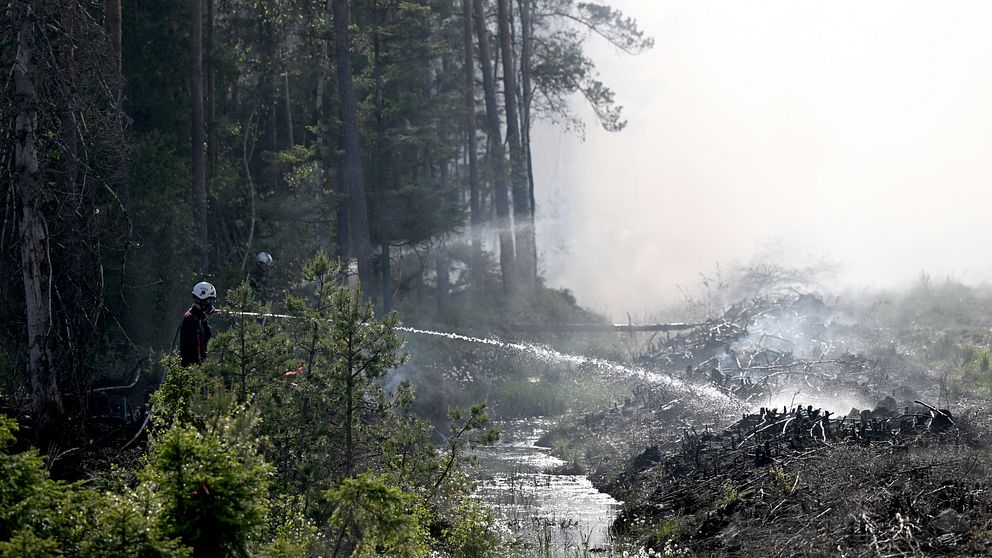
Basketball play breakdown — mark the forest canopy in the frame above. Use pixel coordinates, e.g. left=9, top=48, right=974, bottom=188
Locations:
left=0, top=0, right=647, bottom=555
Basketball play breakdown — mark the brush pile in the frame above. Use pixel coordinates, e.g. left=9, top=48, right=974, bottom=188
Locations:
left=540, top=290, right=992, bottom=555
left=610, top=401, right=992, bottom=557
left=635, top=294, right=880, bottom=403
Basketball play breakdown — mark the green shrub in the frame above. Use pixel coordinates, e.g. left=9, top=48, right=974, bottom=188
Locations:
left=142, top=424, right=271, bottom=557
left=325, top=473, right=430, bottom=558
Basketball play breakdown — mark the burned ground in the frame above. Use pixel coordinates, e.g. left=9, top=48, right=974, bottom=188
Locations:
left=539, top=294, right=992, bottom=556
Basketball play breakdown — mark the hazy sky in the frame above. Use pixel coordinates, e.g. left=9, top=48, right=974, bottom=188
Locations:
left=531, top=0, right=992, bottom=319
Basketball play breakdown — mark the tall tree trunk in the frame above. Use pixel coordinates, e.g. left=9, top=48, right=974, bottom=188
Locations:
left=265, top=78, right=277, bottom=153
left=473, top=0, right=515, bottom=295
left=498, top=0, right=535, bottom=289
left=12, top=0, right=63, bottom=442
left=315, top=48, right=326, bottom=252
left=462, top=0, right=482, bottom=282
left=436, top=247, right=450, bottom=317
left=104, top=0, right=122, bottom=102
left=190, top=0, right=208, bottom=271
left=335, top=180, right=350, bottom=267
left=518, top=0, right=538, bottom=280
left=283, top=71, right=294, bottom=147
left=436, top=156, right=451, bottom=318
left=58, top=2, right=79, bottom=187
left=332, top=0, right=375, bottom=302
left=206, top=0, right=216, bottom=178
left=372, top=31, right=392, bottom=314
left=345, top=355, right=354, bottom=476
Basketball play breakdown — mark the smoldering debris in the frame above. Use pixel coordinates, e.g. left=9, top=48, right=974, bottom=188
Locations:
left=606, top=399, right=992, bottom=557
left=539, top=291, right=992, bottom=557
left=630, top=293, right=922, bottom=413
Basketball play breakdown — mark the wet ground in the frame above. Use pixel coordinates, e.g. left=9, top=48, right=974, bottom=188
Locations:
left=470, top=418, right=622, bottom=556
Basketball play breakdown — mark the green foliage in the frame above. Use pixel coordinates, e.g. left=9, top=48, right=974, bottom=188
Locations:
left=4, top=247, right=501, bottom=556
left=529, top=0, right=652, bottom=133
left=0, top=527, right=62, bottom=558
left=148, top=358, right=226, bottom=431
left=957, top=343, right=992, bottom=391
left=378, top=382, right=446, bottom=490
left=209, top=281, right=293, bottom=400
left=253, top=497, right=316, bottom=558
left=0, top=415, right=192, bottom=556
left=441, top=499, right=501, bottom=558
left=0, top=417, right=99, bottom=551
left=260, top=253, right=407, bottom=507
left=325, top=473, right=430, bottom=558
left=142, top=424, right=271, bottom=557
left=716, top=481, right=741, bottom=508
left=0, top=416, right=58, bottom=541
left=80, top=492, right=191, bottom=558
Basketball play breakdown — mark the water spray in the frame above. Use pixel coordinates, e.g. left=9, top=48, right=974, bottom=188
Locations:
left=220, top=310, right=742, bottom=407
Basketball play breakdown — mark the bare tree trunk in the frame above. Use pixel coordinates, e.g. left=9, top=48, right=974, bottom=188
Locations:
left=473, top=0, right=515, bottom=295
left=345, top=356, right=354, bottom=476
left=239, top=110, right=258, bottom=272
left=315, top=48, right=326, bottom=252
left=332, top=0, right=375, bottom=302
left=436, top=154, right=451, bottom=317
left=498, top=0, right=535, bottom=289
left=372, top=28, right=392, bottom=314
left=190, top=0, right=208, bottom=271
left=436, top=247, right=450, bottom=317
left=206, top=0, right=216, bottom=177
left=283, top=71, right=294, bottom=147
left=265, top=77, right=277, bottom=153
left=518, top=0, right=538, bottom=280
left=462, top=0, right=482, bottom=281
left=335, top=181, right=350, bottom=266
left=12, top=0, right=63, bottom=441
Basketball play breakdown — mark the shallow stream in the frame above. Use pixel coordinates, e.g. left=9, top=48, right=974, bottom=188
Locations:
left=470, top=418, right=622, bottom=557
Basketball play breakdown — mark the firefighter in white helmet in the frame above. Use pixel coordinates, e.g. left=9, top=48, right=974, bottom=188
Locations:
left=180, top=281, right=216, bottom=366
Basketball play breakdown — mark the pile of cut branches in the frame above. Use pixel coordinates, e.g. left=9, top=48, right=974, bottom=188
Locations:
left=611, top=402, right=992, bottom=557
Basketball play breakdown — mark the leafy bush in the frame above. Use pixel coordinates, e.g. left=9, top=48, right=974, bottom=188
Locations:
left=326, top=473, right=430, bottom=558
left=142, top=423, right=271, bottom=557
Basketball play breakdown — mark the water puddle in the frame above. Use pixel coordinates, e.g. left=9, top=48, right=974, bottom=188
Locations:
left=470, top=418, right=622, bottom=556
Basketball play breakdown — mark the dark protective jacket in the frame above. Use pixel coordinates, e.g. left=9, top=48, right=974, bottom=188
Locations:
left=179, top=305, right=211, bottom=366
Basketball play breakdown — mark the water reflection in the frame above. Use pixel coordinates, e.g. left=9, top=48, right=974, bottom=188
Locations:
left=471, top=418, right=622, bottom=556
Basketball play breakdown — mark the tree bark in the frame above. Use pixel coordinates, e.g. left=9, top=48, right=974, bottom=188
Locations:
left=12, top=0, right=64, bottom=441
left=473, top=0, right=515, bottom=295
left=206, top=0, right=216, bottom=178
left=436, top=246, right=450, bottom=317
left=498, top=0, right=535, bottom=289
left=462, top=0, right=482, bottom=281
left=372, top=31, right=392, bottom=314
left=190, top=0, right=208, bottom=271
left=345, top=349, right=354, bottom=476
left=283, top=71, right=294, bottom=147
left=332, top=0, right=375, bottom=302
left=315, top=46, right=326, bottom=252
left=518, top=0, right=538, bottom=281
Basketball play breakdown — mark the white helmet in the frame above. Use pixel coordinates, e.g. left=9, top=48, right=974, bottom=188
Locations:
left=256, top=251, right=273, bottom=265
left=192, top=281, right=217, bottom=300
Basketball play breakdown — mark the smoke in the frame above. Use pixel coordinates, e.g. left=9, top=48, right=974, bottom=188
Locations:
left=721, top=301, right=879, bottom=415
left=530, top=0, right=992, bottom=320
